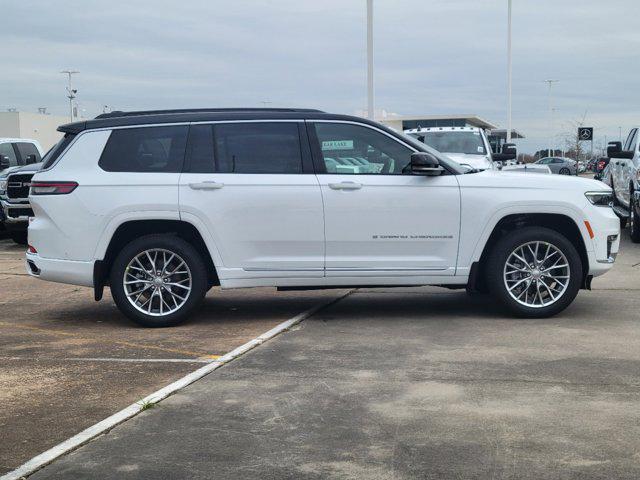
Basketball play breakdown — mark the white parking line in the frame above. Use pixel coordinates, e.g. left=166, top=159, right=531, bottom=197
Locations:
left=0, top=290, right=352, bottom=480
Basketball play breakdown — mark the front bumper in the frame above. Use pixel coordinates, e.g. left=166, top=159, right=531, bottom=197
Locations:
left=1, top=198, right=32, bottom=224
left=585, top=205, right=621, bottom=277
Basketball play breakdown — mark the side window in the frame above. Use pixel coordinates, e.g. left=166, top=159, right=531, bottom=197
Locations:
left=312, top=122, right=413, bottom=174
left=0, top=143, right=19, bottom=167
left=15, top=142, right=41, bottom=164
left=99, top=126, right=188, bottom=173
left=212, top=122, right=302, bottom=174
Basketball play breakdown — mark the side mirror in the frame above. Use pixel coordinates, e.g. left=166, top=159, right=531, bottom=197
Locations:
left=492, top=143, right=517, bottom=161
left=0, top=156, right=10, bottom=170
left=25, top=154, right=37, bottom=164
left=410, top=152, right=443, bottom=176
left=607, top=141, right=622, bottom=158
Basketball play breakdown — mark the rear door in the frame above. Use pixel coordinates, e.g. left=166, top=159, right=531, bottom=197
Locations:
left=179, top=121, right=324, bottom=279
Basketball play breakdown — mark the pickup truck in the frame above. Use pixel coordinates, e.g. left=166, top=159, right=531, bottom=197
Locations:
left=607, top=132, right=640, bottom=243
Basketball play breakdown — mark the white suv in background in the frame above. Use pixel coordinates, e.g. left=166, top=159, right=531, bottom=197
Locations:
left=26, top=109, right=619, bottom=327
left=404, top=126, right=510, bottom=171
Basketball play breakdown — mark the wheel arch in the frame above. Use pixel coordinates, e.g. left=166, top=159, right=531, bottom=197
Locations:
left=94, top=219, right=219, bottom=300
left=469, top=213, right=589, bottom=293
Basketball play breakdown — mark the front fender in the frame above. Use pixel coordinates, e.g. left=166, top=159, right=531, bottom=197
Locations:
left=458, top=203, right=591, bottom=274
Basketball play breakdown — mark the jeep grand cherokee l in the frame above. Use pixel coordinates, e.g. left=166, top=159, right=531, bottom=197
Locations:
left=25, top=108, right=620, bottom=327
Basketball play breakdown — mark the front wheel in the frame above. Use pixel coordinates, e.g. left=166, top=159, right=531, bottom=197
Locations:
left=486, top=227, right=583, bottom=318
left=630, top=191, right=640, bottom=243
left=110, top=234, right=208, bottom=327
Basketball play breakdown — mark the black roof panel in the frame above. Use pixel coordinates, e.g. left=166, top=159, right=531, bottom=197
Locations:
left=57, top=108, right=375, bottom=134
left=94, top=107, right=324, bottom=119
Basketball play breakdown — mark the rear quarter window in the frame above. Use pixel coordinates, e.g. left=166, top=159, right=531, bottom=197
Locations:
left=99, top=126, right=188, bottom=173
left=42, top=134, right=76, bottom=169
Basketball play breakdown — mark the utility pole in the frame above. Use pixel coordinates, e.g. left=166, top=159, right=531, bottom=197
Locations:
left=366, top=0, right=374, bottom=120
left=544, top=79, right=558, bottom=157
left=506, top=0, right=513, bottom=143
left=61, top=70, right=79, bottom=122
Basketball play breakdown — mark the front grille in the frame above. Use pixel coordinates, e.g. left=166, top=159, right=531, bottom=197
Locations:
left=8, top=207, right=33, bottom=218
left=7, top=173, right=34, bottom=200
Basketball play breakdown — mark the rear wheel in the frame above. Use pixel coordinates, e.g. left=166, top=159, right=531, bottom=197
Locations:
left=559, top=168, right=570, bottom=175
left=110, top=234, right=207, bottom=327
left=486, top=227, right=582, bottom=318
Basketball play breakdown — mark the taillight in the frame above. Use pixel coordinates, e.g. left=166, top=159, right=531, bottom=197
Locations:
left=27, top=245, right=37, bottom=254
left=30, top=181, right=78, bottom=195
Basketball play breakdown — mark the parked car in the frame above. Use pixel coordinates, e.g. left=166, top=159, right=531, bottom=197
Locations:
left=404, top=126, right=516, bottom=171
left=534, top=157, right=578, bottom=175
left=501, top=164, right=552, bottom=174
left=0, top=138, right=43, bottom=242
left=26, top=108, right=619, bottom=327
left=607, top=133, right=640, bottom=242
left=593, top=157, right=610, bottom=181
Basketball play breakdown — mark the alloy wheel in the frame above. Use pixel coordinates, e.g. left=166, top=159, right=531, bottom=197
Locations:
left=503, top=241, right=570, bottom=308
left=123, top=249, right=192, bottom=316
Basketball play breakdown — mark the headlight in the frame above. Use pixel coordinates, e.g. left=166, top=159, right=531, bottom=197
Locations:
left=585, top=191, right=613, bottom=207
left=0, top=178, right=7, bottom=195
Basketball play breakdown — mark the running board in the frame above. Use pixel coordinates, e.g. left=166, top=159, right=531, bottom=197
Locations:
left=612, top=205, right=630, bottom=219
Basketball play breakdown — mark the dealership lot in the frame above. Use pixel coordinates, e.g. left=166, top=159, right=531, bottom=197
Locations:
left=0, top=232, right=637, bottom=478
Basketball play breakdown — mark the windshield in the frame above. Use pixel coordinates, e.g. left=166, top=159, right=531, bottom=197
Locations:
left=409, top=131, right=486, bottom=155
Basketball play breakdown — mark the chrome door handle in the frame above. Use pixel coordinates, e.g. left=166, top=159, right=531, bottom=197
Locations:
left=328, top=182, right=362, bottom=190
left=189, top=181, right=224, bottom=190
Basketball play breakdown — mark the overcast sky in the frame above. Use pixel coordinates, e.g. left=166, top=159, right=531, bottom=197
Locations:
left=2, top=0, right=639, bottom=153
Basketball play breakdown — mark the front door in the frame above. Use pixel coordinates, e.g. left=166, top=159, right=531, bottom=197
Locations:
left=308, top=121, right=461, bottom=277
left=179, top=121, right=324, bottom=279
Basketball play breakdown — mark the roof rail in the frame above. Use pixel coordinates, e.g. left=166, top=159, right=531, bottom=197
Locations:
left=95, top=108, right=324, bottom=119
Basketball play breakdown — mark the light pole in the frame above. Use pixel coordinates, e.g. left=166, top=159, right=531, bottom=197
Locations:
left=366, top=0, right=374, bottom=120
left=544, top=79, right=558, bottom=157
left=506, top=0, right=512, bottom=143
left=61, top=70, right=79, bottom=122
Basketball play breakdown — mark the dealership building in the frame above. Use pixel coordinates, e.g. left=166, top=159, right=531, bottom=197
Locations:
left=376, top=113, right=524, bottom=153
left=0, top=111, right=68, bottom=150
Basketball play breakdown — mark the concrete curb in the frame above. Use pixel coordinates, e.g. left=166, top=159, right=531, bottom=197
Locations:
left=1, top=291, right=352, bottom=480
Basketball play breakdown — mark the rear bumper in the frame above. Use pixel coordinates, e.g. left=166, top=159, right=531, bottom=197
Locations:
left=25, top=252, right=94, bottom=287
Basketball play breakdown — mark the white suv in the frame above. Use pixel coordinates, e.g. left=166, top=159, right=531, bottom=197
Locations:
left=26, top=109, right=620, bottom=327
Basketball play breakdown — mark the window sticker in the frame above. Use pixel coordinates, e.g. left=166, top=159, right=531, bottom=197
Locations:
left=477, top=146, right=484, bottom=153
left=322, top=140, right=354, bottom=151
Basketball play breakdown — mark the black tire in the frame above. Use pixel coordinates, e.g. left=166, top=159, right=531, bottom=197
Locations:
left=559, top=168, right=570, bottom=175
left=110, top=234, right=208, bottom=327
left=10, top=231, right=28, bottom=245
left=486, top=227, right=583, bottom=318
left=630, top=190, right=640, bottom=243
